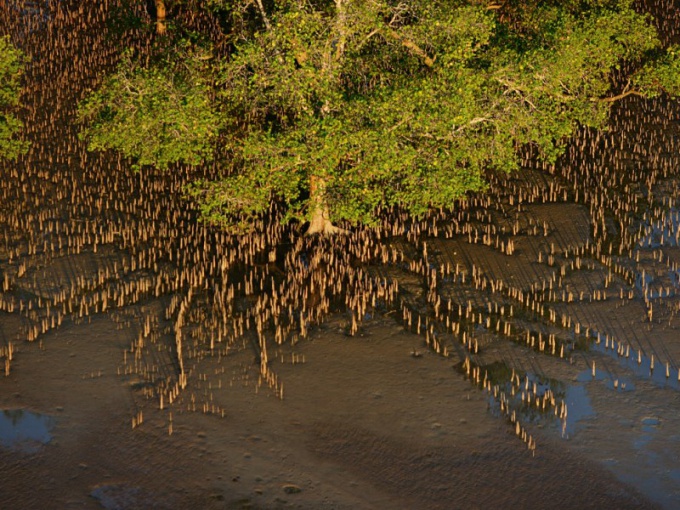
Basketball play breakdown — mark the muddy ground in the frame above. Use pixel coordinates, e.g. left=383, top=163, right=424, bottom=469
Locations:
left=0, top=309, right=665, bottom=510
left=2, top=2, right=680, bottom=509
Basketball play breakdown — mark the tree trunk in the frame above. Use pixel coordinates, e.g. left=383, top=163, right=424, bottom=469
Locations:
left=306, top=175, right=343, bottom=235
left=305, top=1, right=349, bottom=236
left=155, top=0, right=166, bottom=34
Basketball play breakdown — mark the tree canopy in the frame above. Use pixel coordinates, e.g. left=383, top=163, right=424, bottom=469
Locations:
left=0, top=36, right=27, bottom=160
left=77, top=0, right=680, bottom=233
left=78, top=46, right=218, bottom=171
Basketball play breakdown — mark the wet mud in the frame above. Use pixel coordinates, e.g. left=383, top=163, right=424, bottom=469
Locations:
left=1, top=1, right=680, bottom=509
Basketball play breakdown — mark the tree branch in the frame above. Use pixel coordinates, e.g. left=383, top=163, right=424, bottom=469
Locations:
left=255, top=0, right=271, bottom=31
left=334, top=0, right=347, bottom=61
left=452, top=117, right=491, bottom=134
left=496, top=77, right=537, bottom=110
left=598, top=89, right=645, bottom=103
left=383, top=28, right=435, bottom=67
left=388, top=115, right=412, bottom=132
left=355, top=28, right=380, bottom=52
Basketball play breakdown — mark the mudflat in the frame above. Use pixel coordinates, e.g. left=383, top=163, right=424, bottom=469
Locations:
left=2, top=2, right=680, bottom=509
left=0, top=310, right=660, bottom=509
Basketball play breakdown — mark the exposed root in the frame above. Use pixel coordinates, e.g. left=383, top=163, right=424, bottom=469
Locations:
left=305, top=218, right=348, bottom=236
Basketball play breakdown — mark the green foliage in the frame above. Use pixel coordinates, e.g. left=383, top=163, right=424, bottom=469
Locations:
left=84, top=0, right=680, bottom=231
left=634, top=46, right=680, bottom=97
left=0, top=36, right=28, bottom=160
left=194, top=2, right=500, bottom=226
left=78, top=46, right=219, bottom=170
left=483, top=1, right=661, bottom=161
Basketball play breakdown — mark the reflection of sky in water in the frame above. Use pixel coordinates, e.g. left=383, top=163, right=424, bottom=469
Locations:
left=484, top=370, right=595, bottom=440
left=633, top=433, right=653, bottom=450
left=0, top=409, right=54, bottom=453
left=561, top=385, right=594, bottom=439
left=638, top=207, right=680, bottom=249
left=641, top=416, right=661, bottom=430
left=515, top=367, right=679, bottom=508
left=576, top=368, right=636, bottom=392
left=634, top=266, right=679, bottom=299
left=586, top=331, right=680, bottom=391
left=634, top=418, right=660, bottom=456
left=624, top=417, right=679, bottom=510
left=554, top=379, right=677, bottom=509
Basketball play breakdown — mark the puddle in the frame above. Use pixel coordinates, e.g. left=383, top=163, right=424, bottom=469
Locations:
left=90, top=484, right=148, bottom=510
left=634, top=267, right=678, bottom=299
left=632, top=433, right=651, bottom=451
left=561, top=385, right=595, bottom=439
left=638, top=207, right=680, bottom=249
left=576, top=368, right=636, bottom=391
left=0, top=409, right=55, bottom=453
left=586, top=331, right=680, bottom=391
left=633, top=421, right=659, bottom=450
left=641, top=416, right=661, bottom=433
left=625, top=418, right=678, bottom=510
left=605, top=377, right=635, bottom=392
left=482, top=364, right=595, bottom=440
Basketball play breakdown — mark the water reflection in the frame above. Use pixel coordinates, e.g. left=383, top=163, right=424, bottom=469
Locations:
left=588, top=332, right=680, bottom=391
left=561, top=385, right=595, bottom=439
left=480, top=363, right=596, bottom=441
left=0, top=409, right=54, bottom=453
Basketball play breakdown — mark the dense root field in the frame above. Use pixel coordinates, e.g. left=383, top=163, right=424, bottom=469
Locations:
left=1, top=1, right=679, bottom=509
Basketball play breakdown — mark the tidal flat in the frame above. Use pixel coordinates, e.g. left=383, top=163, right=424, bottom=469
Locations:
left=1, top=1, right=680, bottom=509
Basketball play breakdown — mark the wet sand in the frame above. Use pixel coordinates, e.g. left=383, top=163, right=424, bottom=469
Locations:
left=0, top=312, right=660, bottom=509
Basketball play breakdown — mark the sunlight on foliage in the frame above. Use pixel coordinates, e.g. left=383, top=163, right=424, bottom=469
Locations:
left=78, top=47, right=219, bottom=170
left=80, top=0, right=680, bottom=231
left=0, top=36, right=28, bottom=160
